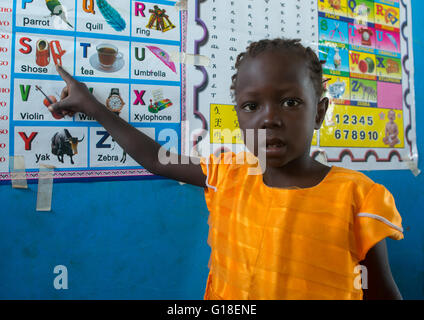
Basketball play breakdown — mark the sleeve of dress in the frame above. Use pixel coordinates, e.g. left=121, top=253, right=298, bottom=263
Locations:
left=199, top=152, right=236, bottom=193
left=354, top=183, right=404, bottom=261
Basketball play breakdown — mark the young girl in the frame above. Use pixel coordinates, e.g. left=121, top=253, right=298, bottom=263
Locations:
left=49, top=38, right=403, bottom=300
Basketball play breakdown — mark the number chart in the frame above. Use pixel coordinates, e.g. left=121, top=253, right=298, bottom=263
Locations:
left=185, top=0, right=417, bottom=170
left=0, top=0, right=186, bottom=183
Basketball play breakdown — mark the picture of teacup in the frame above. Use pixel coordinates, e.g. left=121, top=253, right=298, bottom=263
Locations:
left=96, top=43, right=123, bottom=68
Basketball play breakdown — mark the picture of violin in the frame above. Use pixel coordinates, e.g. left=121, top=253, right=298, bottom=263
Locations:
left=35, top=85, right=63, bottom=119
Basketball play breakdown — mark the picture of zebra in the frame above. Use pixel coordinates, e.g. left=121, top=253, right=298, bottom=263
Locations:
left=357, top=82, right=377, bottom=101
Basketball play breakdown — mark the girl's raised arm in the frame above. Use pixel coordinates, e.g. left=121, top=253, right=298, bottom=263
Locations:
left=49, top=65, right=207, bottom=188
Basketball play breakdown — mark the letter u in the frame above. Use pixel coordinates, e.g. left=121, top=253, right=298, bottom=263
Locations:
left=376, top=30, right=384, bottom=42
left=135, top=47, right=145, bottom=61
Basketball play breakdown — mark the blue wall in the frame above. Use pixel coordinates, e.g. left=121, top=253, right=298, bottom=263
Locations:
left=1, top=0, right=423, bottom=299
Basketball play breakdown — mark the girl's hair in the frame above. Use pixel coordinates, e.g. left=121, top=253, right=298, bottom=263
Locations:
left=230, top=38, right=326, bottom=100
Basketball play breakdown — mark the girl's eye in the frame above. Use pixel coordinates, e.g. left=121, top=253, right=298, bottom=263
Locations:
left=281, top=98, right=301, bottom=108
left=241, top=103, right=257, bottom=112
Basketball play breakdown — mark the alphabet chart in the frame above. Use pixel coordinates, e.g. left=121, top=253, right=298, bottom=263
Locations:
left=0, top=0, right=418, bottom=184
left=184, top=0, right=417, bottom=171
left=0, top=0, right=186, bottom=182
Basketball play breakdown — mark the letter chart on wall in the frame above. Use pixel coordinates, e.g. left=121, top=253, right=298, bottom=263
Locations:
left=0, top=0, right=418, bottom=184
left=0, top=0, right=186, bottom=183
left=184, top=0, right=417, bottom=171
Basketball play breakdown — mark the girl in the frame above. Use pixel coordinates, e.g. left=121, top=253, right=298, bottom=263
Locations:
left=49, top=38, right=403, bottom=300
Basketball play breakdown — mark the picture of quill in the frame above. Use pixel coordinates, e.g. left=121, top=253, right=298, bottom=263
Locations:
left=96, top=0, right=126, bottom=32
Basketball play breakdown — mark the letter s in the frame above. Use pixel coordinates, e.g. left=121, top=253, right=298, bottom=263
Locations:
left=19, top=37, right=32, bottom=54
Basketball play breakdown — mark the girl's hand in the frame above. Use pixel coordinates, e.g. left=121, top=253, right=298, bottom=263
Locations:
left=48, top=65, right=102, bottom=118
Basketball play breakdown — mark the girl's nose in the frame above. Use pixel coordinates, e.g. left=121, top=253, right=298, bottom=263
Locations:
left=261, top=104, right=283, bottom=129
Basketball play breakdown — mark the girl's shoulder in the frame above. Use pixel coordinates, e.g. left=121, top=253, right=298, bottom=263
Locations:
left=324, top=166, right=399, bottom=219
left=199, top=151, right=246, bottom=192
left=321, top=165, right=384, bottom=208
left=327, top=165, right=375, bottom=189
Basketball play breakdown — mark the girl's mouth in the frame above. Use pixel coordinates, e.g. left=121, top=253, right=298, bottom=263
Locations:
left=266, top=145, right=285, bottom=152
left=265, top=138, right=286, bottom=152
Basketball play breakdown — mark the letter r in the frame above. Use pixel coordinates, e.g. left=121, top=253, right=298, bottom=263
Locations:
left=376, top=4, right=384, bottom=16
left=135, top=2, right=146, bottom=17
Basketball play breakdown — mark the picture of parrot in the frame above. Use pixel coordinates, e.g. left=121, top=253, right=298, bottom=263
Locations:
left=45, top=0, right=74, bottom=28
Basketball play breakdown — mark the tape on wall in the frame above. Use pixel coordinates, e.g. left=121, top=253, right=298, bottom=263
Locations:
left=36, top=164, right=55, bottom=212
left=170, top=52, right=211, bottom=67
left=402, top=155, right=421, bottom=177
left=174, top=0, right=188, bottom=11
left=10, top=156, right=28, bottom=189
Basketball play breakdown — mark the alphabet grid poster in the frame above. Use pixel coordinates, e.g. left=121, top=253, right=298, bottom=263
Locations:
left=0, top=0, right=419, bottom=184
left=184, top=0, right=418, bottom=171
left=0, top=0, right=186, bottom=182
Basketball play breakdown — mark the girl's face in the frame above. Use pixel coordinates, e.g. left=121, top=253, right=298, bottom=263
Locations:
left=234, top=50, right=328, bottom=168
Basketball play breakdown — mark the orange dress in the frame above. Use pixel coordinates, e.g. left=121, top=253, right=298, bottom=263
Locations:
left=200, top=151, right=403, bottom=300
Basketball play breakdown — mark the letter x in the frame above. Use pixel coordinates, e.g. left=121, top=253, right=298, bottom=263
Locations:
left=377, top=57, right=385, bottom=68
left=133, top=90, right=146, bottom=105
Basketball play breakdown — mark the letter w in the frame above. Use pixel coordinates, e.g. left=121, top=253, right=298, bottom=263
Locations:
left=350, top=53, right=360, bottom=64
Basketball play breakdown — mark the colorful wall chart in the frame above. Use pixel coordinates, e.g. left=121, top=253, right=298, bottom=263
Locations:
left=0, top=0, right=418, bottom=183
left=0, top=0, right=185, bottom=182
left=185, top=0, right=417, bottom=171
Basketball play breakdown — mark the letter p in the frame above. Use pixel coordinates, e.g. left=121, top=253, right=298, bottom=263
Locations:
left=22, top=0, right=34, bottom=9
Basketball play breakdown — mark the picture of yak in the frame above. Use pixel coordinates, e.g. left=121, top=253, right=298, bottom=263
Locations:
left=51, top=129, right=84, bottom=165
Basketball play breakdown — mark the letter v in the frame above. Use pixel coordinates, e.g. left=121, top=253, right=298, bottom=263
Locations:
left=20, top=85, right=31, bottom=102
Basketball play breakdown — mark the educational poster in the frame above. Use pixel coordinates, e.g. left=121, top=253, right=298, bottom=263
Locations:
left=0, top=0, right=184, bottom=182
left=0, top=0, right=418, bottom=183
left=185, top=0, right=417, bottom=171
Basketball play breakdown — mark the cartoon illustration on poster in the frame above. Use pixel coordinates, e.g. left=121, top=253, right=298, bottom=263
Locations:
left=320, top=42, right=350, bottom=75
left=349, top=23, right=376, bottom=51
left=347, top=0, right=375, bottom=23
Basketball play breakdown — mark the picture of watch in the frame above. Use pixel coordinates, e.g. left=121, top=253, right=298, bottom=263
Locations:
left=106, top=88, right=125, bottom=114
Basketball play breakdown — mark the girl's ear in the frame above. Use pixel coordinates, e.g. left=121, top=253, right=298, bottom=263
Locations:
left=315, top=97, right=329, bottom=130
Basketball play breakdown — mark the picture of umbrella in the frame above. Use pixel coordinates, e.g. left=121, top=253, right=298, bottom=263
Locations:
left=146, top=45, right=177, bottom=73
left=386, top=33, right=399, bottom=50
